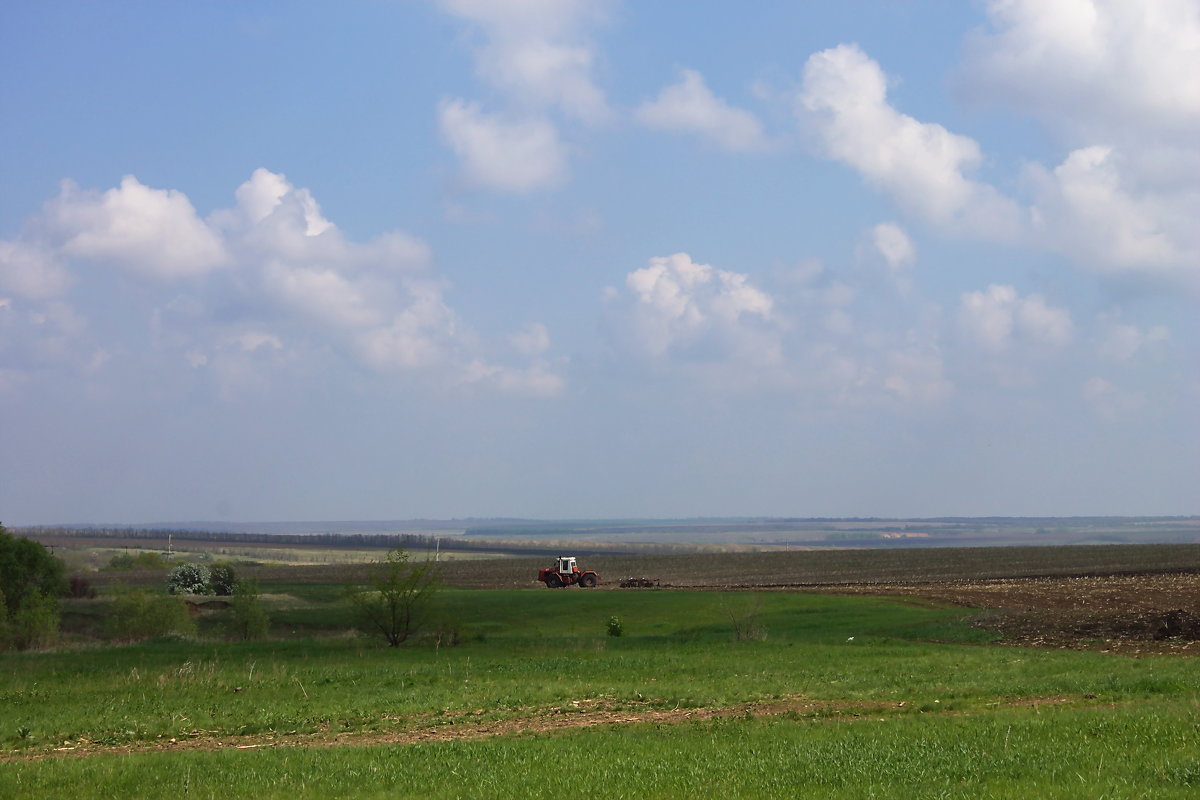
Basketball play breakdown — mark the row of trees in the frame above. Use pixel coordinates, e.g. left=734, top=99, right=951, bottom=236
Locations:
left=2, top=521, right=439, bottom=650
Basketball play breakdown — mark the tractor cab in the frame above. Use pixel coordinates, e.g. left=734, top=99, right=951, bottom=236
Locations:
left=557, top=556, right=579, bottom=576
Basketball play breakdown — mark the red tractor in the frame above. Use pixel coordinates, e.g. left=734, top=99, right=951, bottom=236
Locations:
left=537, top=556, right=599, bottom=588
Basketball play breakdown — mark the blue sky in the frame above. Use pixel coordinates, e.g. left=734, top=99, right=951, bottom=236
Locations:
left=2, top=1, right=1197, bottom=525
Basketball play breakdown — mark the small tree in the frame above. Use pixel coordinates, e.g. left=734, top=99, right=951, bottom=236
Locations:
left=167, top=563, right=212, bottom=595
left=349, top=548, right=441, bottom=647
left=228, top=579, right=270, bottom=640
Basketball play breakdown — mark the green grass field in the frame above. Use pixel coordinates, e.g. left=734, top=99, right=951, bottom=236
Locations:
left=3, top=586, right=1198, bottom=798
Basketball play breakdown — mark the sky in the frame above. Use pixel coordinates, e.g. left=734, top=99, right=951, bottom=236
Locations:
left=1, top=0, right=1197, bottom=525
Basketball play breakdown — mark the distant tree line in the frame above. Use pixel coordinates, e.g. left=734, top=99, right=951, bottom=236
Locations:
left=20, top=527, right=485, bottom=551
left=14, top=527, right=695, bottom=556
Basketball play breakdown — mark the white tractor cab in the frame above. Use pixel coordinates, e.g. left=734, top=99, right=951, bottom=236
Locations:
left=556, top=556, right=579, bottom=577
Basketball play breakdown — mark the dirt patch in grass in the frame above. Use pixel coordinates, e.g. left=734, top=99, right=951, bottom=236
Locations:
left=1, top=694, right=1104, bottom=763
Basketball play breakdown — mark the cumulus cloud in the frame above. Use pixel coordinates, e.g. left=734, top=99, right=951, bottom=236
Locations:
left=438, top=100, right=569, bottom=192
left=960, top=2, right=1200, bottom=282
left=636, top=68, right=768, bottom=151
left=224, top=167, right=333, bottom=236
left=962, top=0, right=1200, bottom=143
left=435, top=0, right=608, bottom=192
left=882, top=341, right=953, bottom=404
left=44, top=176, right=229, bottom=279
left=601, top=249, right=964, bottom=407
left=866, top=222, right=916, bottom=273
left=0, top=240, right=71, bottom=299
left=1082, top=375, right=1146, bottom=419
left=0, top=170, right=563, bottom=397
left=1027, top=146, right=1195, bottom=275
left=958, top=284, right=1074, bottom=352
left=797, top=44, right=1023, bottom=238
left=0, top=297, right=99, bottom=385
left=438, top=0, right=610, bottom=123
left=1096, top=319, right=1169, bottom=362
left=510, top=322, right=551, bottom=356
left=614, top=252, right=776, bottom=362
left=460, top=357, right=566, bottom=397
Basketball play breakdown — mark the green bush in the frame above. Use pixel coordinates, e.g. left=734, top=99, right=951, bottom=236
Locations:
left=167, top=563, right=212, bottom=595
left=607, top=615, right=624, bottom=637
left=3, top=592, right=60, bottom=651
left=208, top=564, right=237, bottom=596
left=105, top=585, right=195, bottom=641
left=227, top=579, right=269, bottom=640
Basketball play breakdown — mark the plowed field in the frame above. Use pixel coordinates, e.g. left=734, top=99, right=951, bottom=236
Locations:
left=825, top=573, right=1200, bottom=655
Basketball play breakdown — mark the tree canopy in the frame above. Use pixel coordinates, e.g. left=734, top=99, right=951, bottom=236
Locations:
left=0, top=523, right=66, bottom=611
left=0, top=523, right=66, bottom=650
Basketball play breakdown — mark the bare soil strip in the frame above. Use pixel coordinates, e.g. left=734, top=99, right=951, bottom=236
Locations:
left=2, top=695, right=1096, bottom=764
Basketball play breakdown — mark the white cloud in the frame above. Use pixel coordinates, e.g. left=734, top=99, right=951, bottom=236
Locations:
left=958, top=284, right=1073, bottom=351
left=797, top=44, right=1023, bottom=238
left=617, top=252, right=775, bottom=361
left=960, top=2, right=1200, bottom=283
left=868, top=222, right=916, bottom=272
left=261, top=263, right=384, bottom=330
left=45, top=176, right=229, bottom=279
left=510, top=322, right=551, bottom=356
left=1027, top=146, right=1195, bottom=275
left=1, top=170, right=564, bottom=396
left=0, top=297, right=97, bottom=380
left=883, top=342, right=953, bottom=404
left=437, top=0, right=609, bottom=123
left=460, top=357, right=566, bottom=397
left=1096, top=320, right=1169, bottom=362
left=225, top=167, right=333, bottom=236
left=435, top=0, right=609, bottom=194
left=636, top=68, right=768, bottom=151
left=0, top=240, right=71, bottom=299
left=1083, top=375, right=1146, bottom=419
left=963, top=0, right=1200, bottom=143
left=438, top=99, right=569, bottom=192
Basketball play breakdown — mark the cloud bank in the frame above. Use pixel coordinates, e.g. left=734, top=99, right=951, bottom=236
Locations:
left=0, top=170, right=564, bottom=397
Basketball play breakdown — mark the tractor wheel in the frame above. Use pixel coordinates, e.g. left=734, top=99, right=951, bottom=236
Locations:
left=546, top=573, right=563, bottom=588
left=579, top=573, right=597, bottom=588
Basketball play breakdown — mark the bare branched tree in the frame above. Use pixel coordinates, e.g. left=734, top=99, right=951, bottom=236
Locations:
left=722, top=593, right=767, bottom=641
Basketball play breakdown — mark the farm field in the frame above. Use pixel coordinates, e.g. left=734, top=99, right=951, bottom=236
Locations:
left=2, top=544, right=1198, bottom=797
left=78, top=542, right=1200, bottom=591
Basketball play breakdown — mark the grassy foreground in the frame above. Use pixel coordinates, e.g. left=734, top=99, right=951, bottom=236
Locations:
left=3, top=588, right=1198, bottom=797
left=5, top=706, right=1199, bottom=799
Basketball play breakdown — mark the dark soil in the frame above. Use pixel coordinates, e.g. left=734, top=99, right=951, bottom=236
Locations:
left=822, top=573, right=1200, bottom=655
